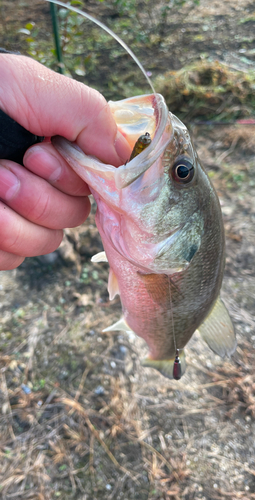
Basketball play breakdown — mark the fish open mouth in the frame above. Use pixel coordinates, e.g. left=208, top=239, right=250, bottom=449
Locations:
left=108, top=93, right=172, bottom=189
left=52, top=93, right=172, bottom=191
left=109, top=94, right=159, bottom=150
left=109, top=93, right=169, bottom=151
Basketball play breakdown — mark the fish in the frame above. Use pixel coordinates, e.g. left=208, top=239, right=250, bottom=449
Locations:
left=52, top=92, right=236, bottom=380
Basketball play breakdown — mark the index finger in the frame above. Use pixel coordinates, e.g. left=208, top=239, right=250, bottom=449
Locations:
left=0, top=54, right=131, bottom=166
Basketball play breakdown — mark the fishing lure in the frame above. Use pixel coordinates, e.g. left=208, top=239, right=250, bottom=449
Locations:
left=173, top=350, right=182, bottom=380
left=129, top=132, right=151, bottom=161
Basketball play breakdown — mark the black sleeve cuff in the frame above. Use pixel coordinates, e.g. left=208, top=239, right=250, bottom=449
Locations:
left=0, top=49, right=44, bottom=165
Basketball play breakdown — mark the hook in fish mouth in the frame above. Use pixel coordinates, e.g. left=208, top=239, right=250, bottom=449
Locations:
left=109, top=93, right=171, bottom=189
left=129, top=132, right=152, bottom=162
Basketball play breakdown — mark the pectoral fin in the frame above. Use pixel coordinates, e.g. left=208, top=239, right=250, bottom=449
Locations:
left=142, top=350, right=186, bottom=380
left=108, top=268, right=120, bottom=300
left=155, top=215, right=202, bottom=270
left=197, top=296, right=236, bottom=358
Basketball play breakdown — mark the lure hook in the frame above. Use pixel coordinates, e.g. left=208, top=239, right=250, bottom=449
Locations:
left=173, top=349, right=182, bottom=380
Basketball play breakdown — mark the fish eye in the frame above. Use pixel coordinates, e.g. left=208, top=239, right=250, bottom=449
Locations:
left=172, top=158, right=194, bottom=184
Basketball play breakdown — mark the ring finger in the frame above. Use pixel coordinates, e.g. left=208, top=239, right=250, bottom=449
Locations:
left=0, top=202, right=63, bottom=257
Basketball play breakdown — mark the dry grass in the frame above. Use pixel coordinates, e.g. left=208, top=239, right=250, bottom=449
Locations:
left=155, top=61, right=255, bottom=120
left=1, top=320, right=255, bottom=499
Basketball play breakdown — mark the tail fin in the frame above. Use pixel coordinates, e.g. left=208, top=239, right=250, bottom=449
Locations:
left=142, top=350, right=186, bottom=380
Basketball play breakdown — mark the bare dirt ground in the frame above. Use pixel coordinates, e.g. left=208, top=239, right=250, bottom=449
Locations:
left=0, top=1, right=255, bottom=499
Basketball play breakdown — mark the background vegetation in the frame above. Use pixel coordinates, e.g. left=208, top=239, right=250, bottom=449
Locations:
left=3, top=0, right=255, bottom=119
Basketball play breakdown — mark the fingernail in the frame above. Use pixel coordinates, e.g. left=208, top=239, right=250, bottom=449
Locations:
left=114, top=130, right=131, bottom=164
left=24, top=145, right=62, bottom=182
left=0, top=165, right=20, bottom=200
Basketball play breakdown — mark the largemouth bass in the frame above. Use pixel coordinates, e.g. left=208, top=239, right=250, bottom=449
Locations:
left=53, top=92, right=236, bottom=380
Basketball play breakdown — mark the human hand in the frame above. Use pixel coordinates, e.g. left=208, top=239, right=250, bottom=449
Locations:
left=0, top=54, right=131, bottom=270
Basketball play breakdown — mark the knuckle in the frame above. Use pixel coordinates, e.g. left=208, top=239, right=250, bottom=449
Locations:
left=30, top=192, right=51, bottom=225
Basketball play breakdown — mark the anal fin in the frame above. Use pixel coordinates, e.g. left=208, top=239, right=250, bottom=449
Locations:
left=142, top=350, right=186, bottom=380
left=91, top=251, right=108, bottom=263
left=102, top=317, right=133, bottom=333
left=197, top=296, right=236, bottom=358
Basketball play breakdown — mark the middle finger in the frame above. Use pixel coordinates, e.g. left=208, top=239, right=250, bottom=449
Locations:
left=24, top=142, right=90, bottom=196
left=0, top=160, right=91, bottom=229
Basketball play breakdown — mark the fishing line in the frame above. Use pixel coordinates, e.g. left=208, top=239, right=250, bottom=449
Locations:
left=167, top=275, right=182, bottom=380
left=45, top=0, right=156, bottom=95
left=167, top=276, right=176, bottom=352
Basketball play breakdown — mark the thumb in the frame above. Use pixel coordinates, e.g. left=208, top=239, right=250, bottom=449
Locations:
left=0, top=54, right=131, bottom=166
